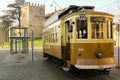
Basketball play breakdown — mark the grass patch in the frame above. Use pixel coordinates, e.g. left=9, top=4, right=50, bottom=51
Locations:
left=0, top=42, right=10, bottom=48
left=0, top=39, right=43, bottom=48
left=29, top=39, right=43, bottom=47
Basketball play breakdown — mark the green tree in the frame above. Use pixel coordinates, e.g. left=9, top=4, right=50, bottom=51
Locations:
left=0, top=15, right=13, bottom=42
left=6, top=3, right=20, bottom=26
left=0, top=2, right=19, bottom=42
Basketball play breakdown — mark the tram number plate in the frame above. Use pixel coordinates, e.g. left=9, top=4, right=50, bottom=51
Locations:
left=90, top=17, right=105, bottom=22
left=80, top=14, right=86, bottom=20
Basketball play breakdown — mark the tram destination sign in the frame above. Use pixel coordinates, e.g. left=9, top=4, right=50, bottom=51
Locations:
left=90, top=17, right=105, bottom=22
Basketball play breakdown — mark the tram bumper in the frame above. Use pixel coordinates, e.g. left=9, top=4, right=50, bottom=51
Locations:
left=75, top=58, right=116, bottom=69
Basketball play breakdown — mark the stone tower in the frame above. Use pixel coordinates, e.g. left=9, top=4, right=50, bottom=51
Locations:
left=21, top=2, right=45, bottom=38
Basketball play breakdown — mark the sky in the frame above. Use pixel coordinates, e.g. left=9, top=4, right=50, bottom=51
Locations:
left=0, top=0, right=118, bottom=15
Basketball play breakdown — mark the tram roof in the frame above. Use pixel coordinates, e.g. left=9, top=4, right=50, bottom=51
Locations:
left=44, top=5, right=113, bottom=27
left=44, top=11, right=62, bottom=27
left=58, top=5, right=95, bottom=18
left=44, top=5, right=80, bottom=27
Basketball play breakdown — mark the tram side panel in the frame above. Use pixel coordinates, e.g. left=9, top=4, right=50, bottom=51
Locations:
left=43, top=21, right=63, bottom=59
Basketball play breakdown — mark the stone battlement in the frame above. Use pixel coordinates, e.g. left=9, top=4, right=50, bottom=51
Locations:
left=23, top=2, right=45, bottom=8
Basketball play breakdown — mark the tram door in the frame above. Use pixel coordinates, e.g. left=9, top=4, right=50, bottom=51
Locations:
left=65, top=21, right=71, bottom=60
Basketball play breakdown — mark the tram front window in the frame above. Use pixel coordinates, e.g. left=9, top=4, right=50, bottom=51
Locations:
left=91, top=22, right=104, bottom=39
left=107, top=20, right=113, bottom=39
left=76, top=19, right=88, bottom=39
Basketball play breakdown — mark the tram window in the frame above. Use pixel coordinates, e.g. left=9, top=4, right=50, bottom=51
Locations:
left=55, top=33, right=57, bottom=42
left=107, top=21, right=113, bottom=39
left=91, top=22, right=104, bottom=39
left=76, top=19, right=88, bottom=39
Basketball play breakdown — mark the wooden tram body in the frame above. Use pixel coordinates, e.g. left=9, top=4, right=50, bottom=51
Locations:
left=43, top=5, right=116, bottom=71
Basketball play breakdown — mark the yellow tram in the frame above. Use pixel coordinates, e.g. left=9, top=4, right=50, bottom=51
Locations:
left=43, top=5, right=116, bottom=72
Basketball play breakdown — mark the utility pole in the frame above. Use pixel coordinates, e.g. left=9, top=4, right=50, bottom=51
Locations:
left=116, top=0, right=120, bottom=68
left=117, top=23, right=120, bottom=68
left=118, top=24, right=119, bottom=67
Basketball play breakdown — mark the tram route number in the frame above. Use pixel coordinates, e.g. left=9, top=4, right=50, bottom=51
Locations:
left=80, top=14, right=86, bottom=20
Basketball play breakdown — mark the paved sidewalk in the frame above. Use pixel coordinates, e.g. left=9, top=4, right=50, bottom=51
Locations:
left=2, top=53, right=31, bottom=63
left=0, top=47, right=119, bottom=80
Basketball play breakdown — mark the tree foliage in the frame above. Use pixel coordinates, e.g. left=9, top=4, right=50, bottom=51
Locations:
left=0, top=3, right=19, bottom=29
left=0, top=2, right=19, bottom=42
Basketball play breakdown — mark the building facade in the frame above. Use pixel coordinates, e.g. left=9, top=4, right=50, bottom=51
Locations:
left=21, top=2, right=45, bottom=38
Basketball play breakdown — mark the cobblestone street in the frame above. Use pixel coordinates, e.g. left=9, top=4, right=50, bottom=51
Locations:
left=0, top=47, right=120, bottom=80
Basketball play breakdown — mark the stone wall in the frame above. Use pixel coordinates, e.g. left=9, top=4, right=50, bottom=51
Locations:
left=21, top=2, right=45, bottom=38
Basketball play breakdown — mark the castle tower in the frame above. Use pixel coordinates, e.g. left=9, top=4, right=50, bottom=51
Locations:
left=21, top=2, right=45, bottom=38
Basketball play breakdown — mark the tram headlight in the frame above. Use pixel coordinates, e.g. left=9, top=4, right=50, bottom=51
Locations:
left=95, top=50, right=103, bottom=58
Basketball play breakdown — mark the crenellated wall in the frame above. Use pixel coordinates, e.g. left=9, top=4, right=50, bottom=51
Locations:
left=21, top=2, right=45, bottom=38
left=23, top=2, right=45, bottom=8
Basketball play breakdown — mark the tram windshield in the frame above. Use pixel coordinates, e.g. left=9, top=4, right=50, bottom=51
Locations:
left=91, top=22, right=104, bottom=39
left=107, top=20, right=113, bottom=39
left=76, top=16, right=113, bottom=39
left=76, top=19, right=88, bottom=39
left=91, top=16, right=113, bottom=39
